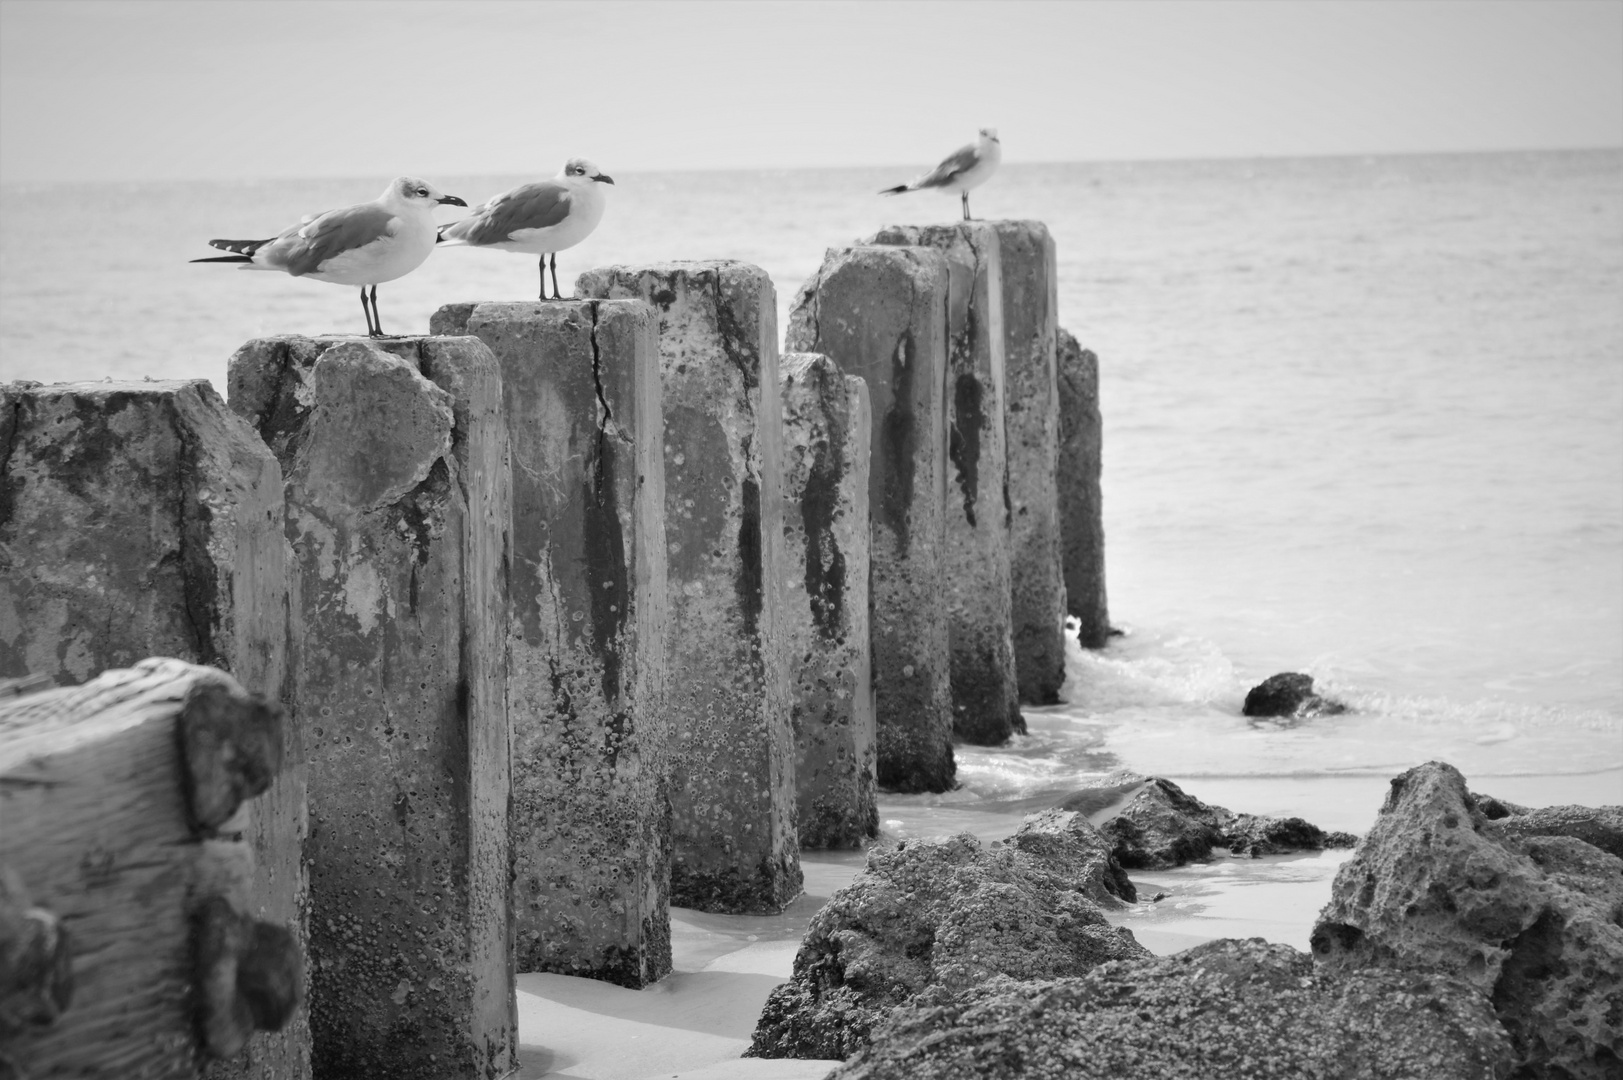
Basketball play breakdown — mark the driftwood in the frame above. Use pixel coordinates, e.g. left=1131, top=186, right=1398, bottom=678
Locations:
left=0, top=658, right=302, bottom=1078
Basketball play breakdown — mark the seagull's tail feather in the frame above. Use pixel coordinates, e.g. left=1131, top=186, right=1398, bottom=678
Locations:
left=206, top=238, right=272, bottom=256
left=878, top=184, right=910, bottom=196
left=190, top=255, right=254, bottom=265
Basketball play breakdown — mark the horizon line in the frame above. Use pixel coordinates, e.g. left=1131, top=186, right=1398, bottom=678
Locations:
left=3, top=143, right=1619, bottom=188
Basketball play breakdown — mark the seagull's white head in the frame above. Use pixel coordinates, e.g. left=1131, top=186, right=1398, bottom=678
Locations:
left=979, top=128, right=1000, bottom=144
left=386, top=176, right=468, bottom=209
left=559, top=158, right=616, bottom=186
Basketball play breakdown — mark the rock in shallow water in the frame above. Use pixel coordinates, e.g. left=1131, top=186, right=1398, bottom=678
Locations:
left=1312, top=760, right=1623, bottom=1079
left=827, top=938, right=1514, bottom=1079
left=745, top=832, right=1147, bottom=1060
left=1243, top=671, right=1347, bottom=721
left=1059, top=771, right=1357, bottom=869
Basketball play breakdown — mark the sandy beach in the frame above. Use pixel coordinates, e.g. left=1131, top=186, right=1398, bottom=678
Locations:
left=511, top=719, right=1622, bottom=1080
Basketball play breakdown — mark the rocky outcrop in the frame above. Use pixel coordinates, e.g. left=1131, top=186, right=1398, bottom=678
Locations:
left=1312, top=761, right=1623, bottom=1079
left=1059, top=772, right=1357, bottom=869
left=828, top=938, right=1515, bottom=1079
left=745, top=832, right=1147, bottom=1060
left=1008, top=807, right=1136, bottom=903
left=1242, top=672, right=1347, bottom=720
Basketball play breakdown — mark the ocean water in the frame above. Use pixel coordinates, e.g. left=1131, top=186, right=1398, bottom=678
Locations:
left=4, top=150, right=1620, bottom=849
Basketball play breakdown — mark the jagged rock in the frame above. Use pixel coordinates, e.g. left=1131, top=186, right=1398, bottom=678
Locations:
left=1242, top=672, right=1347, bottom=720
left=1495, top=804, right=1623, bottom=861
left=1312, top=761, right=1623, bottom=1079
left=1059, top=772, right=1356, bottom=869
left=1009, top=808, right=1136, bottom=903
left=745, top=832, right=1147, bottom=1060
left=829, top=938, right=1515, bottom=1079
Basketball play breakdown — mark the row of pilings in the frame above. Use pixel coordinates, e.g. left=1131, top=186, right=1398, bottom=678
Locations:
left=0, top=219, right=1108, bottom=1079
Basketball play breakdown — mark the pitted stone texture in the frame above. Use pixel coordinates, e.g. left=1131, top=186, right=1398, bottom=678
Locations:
left=1059, top=771, right=1356, bottom=869
left=1055, top=328, right=1110, bottom=649
left=779, top=353, right=877, bottom=850
left=229, top=335, right=516, bottom=1080
left=432, top=300, right=673, bottom=985
left=869, top=224, right=1023, bottom=746
left=787, top=245, right=956, bottom=793
left=993, top=221, right=1066, bottom=704
left=0, top=378, right=310, bottom=1080
left=1009, top=808, right=1135, bottom=904
left=578, top=263, right=800, bottom=914
left=745, top=832, right=1147, bottom=1061
left=828, top=939, right=1515, bottom=1080
left=1312, top=761, right=1623, bottom=1079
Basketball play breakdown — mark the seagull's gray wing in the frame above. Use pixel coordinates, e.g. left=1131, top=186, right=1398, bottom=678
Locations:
left=913, top=141, right=982, bottom=189
left=267, top=204, right=398, bottom=276
left=448, top=181, right=574, bottom=245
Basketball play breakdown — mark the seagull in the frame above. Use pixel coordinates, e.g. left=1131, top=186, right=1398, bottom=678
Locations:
left=191, top=176, right=467, bottom=337
left=879, top=128, right=1002, bottom=221
left=437, top=158, right=615, bottom=300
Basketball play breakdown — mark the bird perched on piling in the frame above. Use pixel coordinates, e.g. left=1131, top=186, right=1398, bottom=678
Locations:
left=880, top=128, right=1002, bottom=221
left=437, top=158, right=615, bottom=300
left=191, top=176, right=466, bottom=338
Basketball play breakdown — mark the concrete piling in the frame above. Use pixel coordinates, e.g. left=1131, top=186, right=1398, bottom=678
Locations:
left=869, top=223, right=1024, bottom=745
left=430, top=300, right=673, bottom=986
left=778, top=353, right=877, bottom=849
left=577, top=262, right=801, bottom=914
left=786, top=246, right=956, bottom=793
left=228, top=335, right=516, bottom=1080
left=1056, top=328, right=1111, bottom=648
left=0, top=659, right=302, bottom=1078
left=992, top=221, right=1068, bottom=704
left=0, top=378, right=310, bottom=1079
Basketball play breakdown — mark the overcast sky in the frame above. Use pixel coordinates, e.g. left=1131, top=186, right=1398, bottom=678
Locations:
left=2, top=0, right=1619, bottom=183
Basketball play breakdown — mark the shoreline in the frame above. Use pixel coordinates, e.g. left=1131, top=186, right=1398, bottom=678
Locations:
left=511, top=762, right=1621, bottom=1078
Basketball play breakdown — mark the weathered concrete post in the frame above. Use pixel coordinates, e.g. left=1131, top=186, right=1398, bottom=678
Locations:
left=993, top=221, right=1068, bottom=704
left=869, top=223, right=1024, bottom=745
left=778, top=353, right=876, bottom=849
left=577, top=262, right=801, bottom=913
left=1057, top=328, right=1111, bottom=648
left=0, top=659, right=302, bottom=1078
left=430, top=299, right=672, bottom=986
left=227, top=335, right=516, bottom=1080
left=0, top=379, right=309, bottom=1079
left=786, top=246, right=956, bottom=793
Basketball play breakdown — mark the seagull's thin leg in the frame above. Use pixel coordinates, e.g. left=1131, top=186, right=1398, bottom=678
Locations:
left=549, top=254, right=561, bottom=300
left=538, top=256, right=549, bottom=300
left=359, top=287, right=376, bottom=337
left=370, top=285, right=384, bottom=337
left=962, top=191, right=971, bottom=221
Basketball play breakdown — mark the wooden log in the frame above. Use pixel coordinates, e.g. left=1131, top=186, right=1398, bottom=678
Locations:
left=0, top=659, right=302, bottom=1078
left=0, top=378, right=309, bottom=1080
left=227, top=335, right=516, bottom=1079
left=431, top=300, right=674, bottom=986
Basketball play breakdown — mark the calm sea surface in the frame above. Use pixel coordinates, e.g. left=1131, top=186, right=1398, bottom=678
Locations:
left=3, top=151, right=1620, bottom=835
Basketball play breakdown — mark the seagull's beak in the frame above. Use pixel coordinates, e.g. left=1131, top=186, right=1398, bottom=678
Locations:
left=438, top=194, right=468, bottom=207
left=594, top=174, right=615, bottom=185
